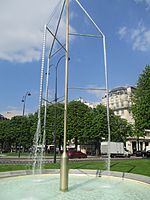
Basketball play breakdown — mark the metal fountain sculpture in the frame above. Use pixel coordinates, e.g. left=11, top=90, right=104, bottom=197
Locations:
left=33, top=0, right=111, bottom=192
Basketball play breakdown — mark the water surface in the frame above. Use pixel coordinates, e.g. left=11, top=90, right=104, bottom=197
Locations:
left=0, top=174, right=149, bottom=200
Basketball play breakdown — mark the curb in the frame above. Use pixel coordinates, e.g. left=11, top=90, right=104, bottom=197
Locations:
left=0, top=169, right=150, bottom=184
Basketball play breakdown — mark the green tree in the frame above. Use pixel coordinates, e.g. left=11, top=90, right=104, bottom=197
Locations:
left=84, top=105, right=108, bottom=155
left=88, top=105, right=132, bottom=154
left=0, top=120, right=12, bottom=152
left=0, top=98, right=133, bottom=154
left=67, top=101, right=90, bottom=149
left=132, top=65, right=150, bottom=133
left=110, top=115, right=133, bottom=143
left=10, top=116, right=32, bottom=152
left=45, top=103, right=64, bottom=150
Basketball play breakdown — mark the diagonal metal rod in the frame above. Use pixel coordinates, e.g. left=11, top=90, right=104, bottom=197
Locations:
left=42, top=1, right=66, bottom=167
left=43, top=0, right=65, bottom=138
left=46, top=0, right=63, bottom=25
left=48, top=0, right=66, bottom=59
left=50, top=44, right=66, bottom=58
left=75, top=0, right=104, bottom=37
left=42, top=98, right=65, bottom=110
left=42, top=98, right=64, bottom=104
left=46, top=26, right=67, bottom=53
left=41, top=2, right=66, bottom=168
left=69, top=32, right=102, bottom=38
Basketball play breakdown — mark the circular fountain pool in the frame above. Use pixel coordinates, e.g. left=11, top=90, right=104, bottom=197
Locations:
left=0, top=173, right=149, bottom=200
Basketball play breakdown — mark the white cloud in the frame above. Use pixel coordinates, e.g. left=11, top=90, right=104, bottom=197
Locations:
left=117, top=22, right=150, bottom=52
left=86, top=84, right=106, bottom=99
left=0, top=0, right=75, bottom=63
left=134, top=0, right=150, bottom=9
left=117, top=27, right=127, bottom=39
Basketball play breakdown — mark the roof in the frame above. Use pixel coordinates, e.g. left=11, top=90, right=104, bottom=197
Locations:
left=110, top=86, right=136, bottom=94
left=110, top=87, right=126, bottom=93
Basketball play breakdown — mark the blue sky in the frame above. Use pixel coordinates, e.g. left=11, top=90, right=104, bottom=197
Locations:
left=0, top=0, right=150, bottom=118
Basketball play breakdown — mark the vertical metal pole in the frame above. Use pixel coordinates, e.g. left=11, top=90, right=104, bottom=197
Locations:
left=75, top=0, right=111, bottom=172
left=60, top=0, right=69, bottom=192
left=53, top=64, right=58, bottom=164
left=18, top=92, right=31, bottom=158
left=40, top=57, right=50, bottom=170
left=18, top=96, right=26, bottom=158
left=54, top=55, right=66, bottom=163
left=103, top=36, right=111, bottom=172
left=22, top=98, right=26, bottom=116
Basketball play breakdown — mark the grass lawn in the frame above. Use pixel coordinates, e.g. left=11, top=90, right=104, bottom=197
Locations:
left=0, top=159, right=150, bottom=176
left=1, top=152, right=58, bottom=157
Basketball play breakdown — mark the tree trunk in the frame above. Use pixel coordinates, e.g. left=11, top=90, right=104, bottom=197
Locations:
left=95, top=139, right=100, bottom=156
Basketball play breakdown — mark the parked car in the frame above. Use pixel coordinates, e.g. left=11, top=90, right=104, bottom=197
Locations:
left=67, top=150, right=87, bottom=159
left=141, top=146, right=150, bottom=157
left=146, top=150, right=150, bottom=157
left=135, top=150, right=143, bottom=157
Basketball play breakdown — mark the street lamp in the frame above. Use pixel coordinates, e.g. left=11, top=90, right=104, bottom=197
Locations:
left=18, top=91, right=31, bottom=158
left=53, top=55, right=70, bottom=163
left=22, top=92, right=31, bottom=116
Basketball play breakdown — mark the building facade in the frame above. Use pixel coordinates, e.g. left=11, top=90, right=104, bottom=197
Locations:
left=102, top=86, right=150, bottom=154
left=102, top=86, right=135, bottom=124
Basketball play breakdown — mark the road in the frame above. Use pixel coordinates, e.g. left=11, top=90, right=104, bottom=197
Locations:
left=0, top=156, right=143, bottom=164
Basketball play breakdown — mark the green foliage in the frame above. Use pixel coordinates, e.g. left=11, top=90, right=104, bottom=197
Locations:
left=110, top=115, right=133, bottom=143
left=0, top=120, right=12, bottom=152
left=67, top=101, right=90, bottom=146
left=92, top=105, right=109, bottom=139
left=0, top=115, right=35, bottom=152
left=43, top=103, right=64, bottom=146
left=0, top=100, right=132, bottom=153
left=132, top=65, right=150, bottom=133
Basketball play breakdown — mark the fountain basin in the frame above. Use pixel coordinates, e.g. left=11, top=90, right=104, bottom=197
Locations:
left=0, top=170, right=150, bottom=200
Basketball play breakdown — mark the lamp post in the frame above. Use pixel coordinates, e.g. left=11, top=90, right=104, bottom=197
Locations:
left=18, top=91, right=31, bottom=158
left=22, top=92, right=31, bottom=116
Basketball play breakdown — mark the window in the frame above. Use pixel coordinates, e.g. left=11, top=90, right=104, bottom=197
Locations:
left=116, top=103, right=119, bottom=108
left=121, top=110, right=124, bottom=114
left=145, top=142, right=148, bottom=147
left=121, top=102, right=124, bottom=107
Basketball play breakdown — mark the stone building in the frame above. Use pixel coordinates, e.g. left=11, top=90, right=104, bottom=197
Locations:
left=102, top=86, right=135, bottom=124
left=102, top=86, right=150, bottom=154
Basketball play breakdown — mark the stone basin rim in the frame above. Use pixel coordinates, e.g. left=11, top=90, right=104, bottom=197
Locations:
left=0, top=169, right=150, bottom=185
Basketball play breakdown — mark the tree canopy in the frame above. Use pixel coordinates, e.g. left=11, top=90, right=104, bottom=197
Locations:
left=0, top=100, right=133, bottom=153
left=132, top=65, right=150, bottom=133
